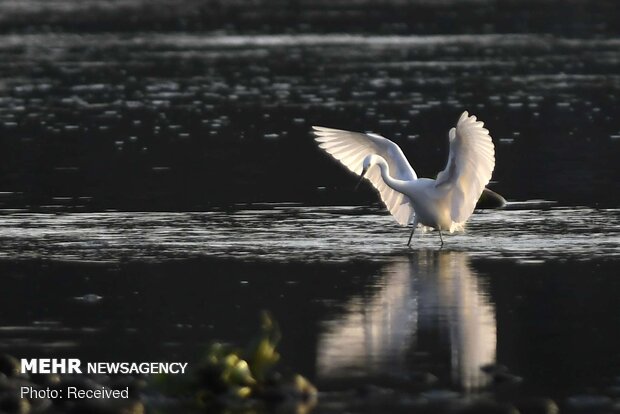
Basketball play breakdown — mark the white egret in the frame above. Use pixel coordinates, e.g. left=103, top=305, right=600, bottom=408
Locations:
left=313, top=111, right=496, bottom=246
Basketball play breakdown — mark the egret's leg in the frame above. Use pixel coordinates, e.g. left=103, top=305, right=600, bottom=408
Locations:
left=438, top=229, right=444, bottom=246
left=407, top=219, right=418, bottom=247
left=407, top=227, right=415, bottom=246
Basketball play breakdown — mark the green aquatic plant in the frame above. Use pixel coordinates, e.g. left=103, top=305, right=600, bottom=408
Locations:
left=244, top=311, right=281, bottom=382
left=159, top=311, right=316, bottom=411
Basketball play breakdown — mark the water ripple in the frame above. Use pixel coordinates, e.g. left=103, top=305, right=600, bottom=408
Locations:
left=0, top=205, right=617, bottom=263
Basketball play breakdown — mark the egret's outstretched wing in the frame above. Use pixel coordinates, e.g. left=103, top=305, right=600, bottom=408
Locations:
left=313, top=126, right=417, bottom=226
left=435, top=112, right=495, bottom=224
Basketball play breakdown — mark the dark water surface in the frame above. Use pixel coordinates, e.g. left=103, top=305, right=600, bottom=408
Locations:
left=0, top=30, right=619, bottom=209
left=0, top=1, right=619, bottom=413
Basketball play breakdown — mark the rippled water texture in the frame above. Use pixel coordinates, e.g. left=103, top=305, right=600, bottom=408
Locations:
left=0, top=206, right=618, bottom=262
left=0, top=30, right=618, bottom=209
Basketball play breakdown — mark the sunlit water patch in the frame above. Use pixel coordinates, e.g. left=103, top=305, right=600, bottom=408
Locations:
left=0, top=205, right=617, bottom=263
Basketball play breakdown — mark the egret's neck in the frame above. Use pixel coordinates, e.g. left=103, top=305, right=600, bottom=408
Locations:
left=376, top=159, right=410, bottom=195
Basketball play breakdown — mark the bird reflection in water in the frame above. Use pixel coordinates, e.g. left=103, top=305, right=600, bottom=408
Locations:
left=317, top=250, right=496, bottom=390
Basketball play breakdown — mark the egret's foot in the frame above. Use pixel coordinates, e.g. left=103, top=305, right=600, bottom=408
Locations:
left=438, top=229, right=444, bottom=246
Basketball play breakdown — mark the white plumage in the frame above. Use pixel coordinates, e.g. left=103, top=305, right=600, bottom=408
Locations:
left=313, top=127, right=416, bottom=226
left=313, top=111, right=496, bottom=245
left=436, top=112, right=495, bottom=224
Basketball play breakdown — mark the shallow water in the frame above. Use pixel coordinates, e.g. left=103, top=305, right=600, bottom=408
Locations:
left=1, top=205, right=620, bottom=411
left=0, top=205, right=618, bottom=263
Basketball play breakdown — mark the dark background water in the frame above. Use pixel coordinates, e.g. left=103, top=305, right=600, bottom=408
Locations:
left=0, top=0, right=618, bottom=36
left=0, top=1, right=619, bottom=413
left=2, top=242, right=620, bottom=405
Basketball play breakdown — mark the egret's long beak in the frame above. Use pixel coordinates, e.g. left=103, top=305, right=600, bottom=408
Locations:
left=354, top=167, right=368, bottom=191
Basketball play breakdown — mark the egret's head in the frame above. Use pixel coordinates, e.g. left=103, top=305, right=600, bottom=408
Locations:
left=360, top=154, right=378, bottom=177
left=356, top=154, right=377, bottom=191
